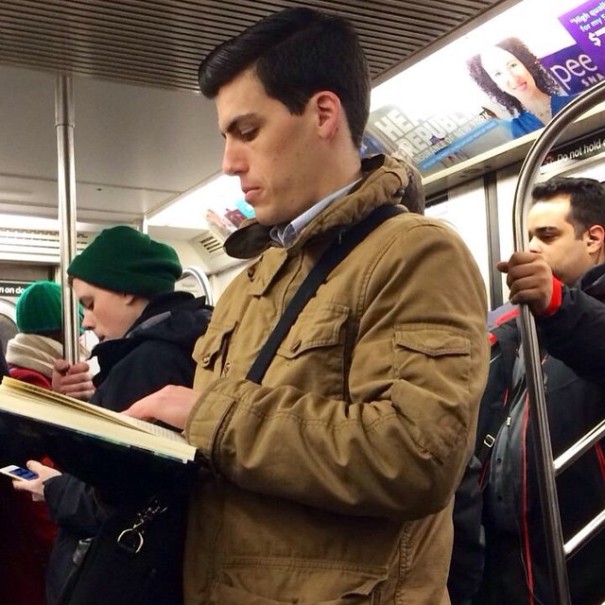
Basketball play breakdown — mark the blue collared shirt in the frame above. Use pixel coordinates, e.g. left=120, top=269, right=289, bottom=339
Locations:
left=270, top=180, right=361, bottom=247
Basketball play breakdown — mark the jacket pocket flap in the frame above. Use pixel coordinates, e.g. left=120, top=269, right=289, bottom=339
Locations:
left=277, top=303, right=349, bottom=359
left=193, top=320, right=237, bottom=368
left=395, top=327, right=470, bottom=357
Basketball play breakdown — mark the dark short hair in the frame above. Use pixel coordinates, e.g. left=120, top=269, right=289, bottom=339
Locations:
left=532, top=176, right=605, bottom=236
left=467, top=37, right=562, bottom=116
left=198, top=7, right=370, bottom=148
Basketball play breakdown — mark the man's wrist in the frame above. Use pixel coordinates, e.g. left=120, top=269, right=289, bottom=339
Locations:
left=540, top=276, right=563, bottom=317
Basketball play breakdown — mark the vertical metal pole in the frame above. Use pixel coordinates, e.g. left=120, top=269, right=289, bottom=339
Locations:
left=484, top=172, right=503, bottom=309
left=511, top=80, right=605, bottom=605
left=55, top=74, right=80, bottom=365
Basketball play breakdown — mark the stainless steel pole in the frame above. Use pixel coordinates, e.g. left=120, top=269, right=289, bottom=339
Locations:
left=511, top=79, right=605, bottom=605
left=55, top=74, right=80, bottom=365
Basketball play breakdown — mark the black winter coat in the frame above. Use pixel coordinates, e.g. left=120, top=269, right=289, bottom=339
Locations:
left=477, top=265, right=605, bottom=605
left=44, top=292, right=211, bottom=605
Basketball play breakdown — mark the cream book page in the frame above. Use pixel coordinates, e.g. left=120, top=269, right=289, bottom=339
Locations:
left=0, top=376, right=196, bottom=463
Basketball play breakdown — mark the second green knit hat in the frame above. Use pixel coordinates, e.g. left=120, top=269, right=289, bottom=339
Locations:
left=16, top=280, right=84, bottom=334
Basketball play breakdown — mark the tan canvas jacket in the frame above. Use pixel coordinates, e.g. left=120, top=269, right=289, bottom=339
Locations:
left=183, top=155, right=489, bottom=605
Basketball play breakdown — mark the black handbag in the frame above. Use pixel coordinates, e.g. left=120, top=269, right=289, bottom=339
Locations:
left=57, top=476, right=193, bottom=605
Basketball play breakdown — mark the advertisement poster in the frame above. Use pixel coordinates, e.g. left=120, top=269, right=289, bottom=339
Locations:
left=559, top=0, right=605, bottom=74
left=363, top=0, right=605, bottom=177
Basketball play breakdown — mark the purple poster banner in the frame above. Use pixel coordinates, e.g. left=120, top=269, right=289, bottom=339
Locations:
left=541, top=44, right=604, bottom=94
left=559, top=0, right=605, bottom=74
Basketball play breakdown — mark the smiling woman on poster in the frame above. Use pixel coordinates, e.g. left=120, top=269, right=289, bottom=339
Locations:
left=467, top=37, right=577, bottom=138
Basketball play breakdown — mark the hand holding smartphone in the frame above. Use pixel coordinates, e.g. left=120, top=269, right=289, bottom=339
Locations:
left=0, top=464, right=39, bottom=481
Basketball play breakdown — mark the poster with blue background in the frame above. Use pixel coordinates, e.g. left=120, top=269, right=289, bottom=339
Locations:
left=362, top=0, right=605, bottom=177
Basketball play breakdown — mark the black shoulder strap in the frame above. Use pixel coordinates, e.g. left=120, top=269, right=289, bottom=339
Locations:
left=246, top=205, right=404, bottom=384
left=476, top=321, right=522, bottom=466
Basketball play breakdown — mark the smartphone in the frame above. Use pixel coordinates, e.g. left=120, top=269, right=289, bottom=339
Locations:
left=0, top=464, right=39, bottom=481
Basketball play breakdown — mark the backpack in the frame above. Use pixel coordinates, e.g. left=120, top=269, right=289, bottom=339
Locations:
left=475, top=315, right=521, bottom=487
left=447, top=310, right=521, bottom=605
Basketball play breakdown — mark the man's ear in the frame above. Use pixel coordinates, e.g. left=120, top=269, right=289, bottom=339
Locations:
left=312, top=91, right=342, bottom=140
left=586, top=224, right=605, bottom=254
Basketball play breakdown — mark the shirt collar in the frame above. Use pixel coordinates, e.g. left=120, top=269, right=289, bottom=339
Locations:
left=270, top=179, right=361, bottom=247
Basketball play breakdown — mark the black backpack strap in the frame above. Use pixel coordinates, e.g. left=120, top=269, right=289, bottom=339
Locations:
left=246, top=205, right=404, bottom=385
left=476, top=322, right=521, bottom=466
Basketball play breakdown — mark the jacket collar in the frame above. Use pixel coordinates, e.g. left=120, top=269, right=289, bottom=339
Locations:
left=579, top=262, right=605, bottom=301
left=224, top=154, right=421, bottom=260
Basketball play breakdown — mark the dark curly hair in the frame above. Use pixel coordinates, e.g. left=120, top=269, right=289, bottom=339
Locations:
left=467, top=37, right=562, bottom=116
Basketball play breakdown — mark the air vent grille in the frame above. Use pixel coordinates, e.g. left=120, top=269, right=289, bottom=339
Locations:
left=187, top=228, right=244, bottom=273
left=0, top=228, right=92, bottom=260
left=192, top=231, right=224, bottom=257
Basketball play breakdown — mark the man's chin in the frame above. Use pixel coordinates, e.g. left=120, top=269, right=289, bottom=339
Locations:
left=253, top=210, right=275, bottom=227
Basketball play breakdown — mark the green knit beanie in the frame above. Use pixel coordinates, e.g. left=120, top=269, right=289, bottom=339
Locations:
left=67, top=226, right=182, bottom=297
left=16, top=281, right=83, bottom=334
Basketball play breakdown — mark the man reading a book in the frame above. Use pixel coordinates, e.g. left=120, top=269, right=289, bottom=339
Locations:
left=12, top=226, right=212, bottom=605
left=124, top=8, right=490, bottom=605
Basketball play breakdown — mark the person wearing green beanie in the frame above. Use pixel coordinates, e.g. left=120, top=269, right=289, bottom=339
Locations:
left=3, top=280, right=85, bottom=605
left=60, top=226, right=185, bottom=345
left=13, top=226, right=213, bottom=605
left=6, top=280, right=84, bottom=389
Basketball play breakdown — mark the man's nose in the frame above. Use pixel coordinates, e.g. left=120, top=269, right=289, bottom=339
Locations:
left=528, top=236, right=542, bottom=253
left=222, top=139, right=246, bottom=176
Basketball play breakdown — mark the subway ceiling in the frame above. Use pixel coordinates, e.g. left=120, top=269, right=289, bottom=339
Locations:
left=0, top=0, right=509, bottom=91
left=0, top=0, right=513, bottom=229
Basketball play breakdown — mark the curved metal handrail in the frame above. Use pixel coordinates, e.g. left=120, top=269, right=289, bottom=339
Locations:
left=512, top=79, right=605, bottom=605
left=180, top=265, right=215, bottom=306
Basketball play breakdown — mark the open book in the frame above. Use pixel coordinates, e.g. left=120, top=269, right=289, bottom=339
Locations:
left=0, top=377, right=199, bottom=489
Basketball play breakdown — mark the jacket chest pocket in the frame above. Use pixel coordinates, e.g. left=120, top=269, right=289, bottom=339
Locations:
left=393, top=325, right=471, bottom=380
left=273, top=303, right=350, bottom=398
left=193, top=320, right=237, bottom=378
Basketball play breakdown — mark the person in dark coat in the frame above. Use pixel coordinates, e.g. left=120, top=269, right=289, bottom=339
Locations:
left=12, top=226, right=212, bottom=605
left=0, top=350, right=55, bottom=605
left=1, top=281, right=84, bottom=605
left=476, top=176, right=605, bottom=605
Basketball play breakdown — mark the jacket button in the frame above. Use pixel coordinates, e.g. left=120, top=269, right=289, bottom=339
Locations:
left=202, top=355, right=211, bottom=366
left=247, top=267, right=255, bottom=279
left=224, top=361, right=231, bottom=374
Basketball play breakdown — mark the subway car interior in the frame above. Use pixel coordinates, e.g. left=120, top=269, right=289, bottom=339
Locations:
left=0, top=1, right=604, bottom=603
left=0, top=0, right=604, bottom=326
